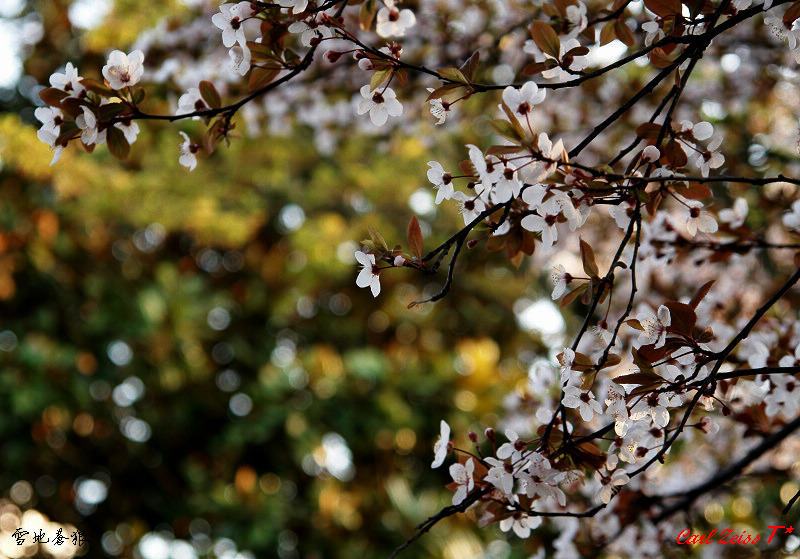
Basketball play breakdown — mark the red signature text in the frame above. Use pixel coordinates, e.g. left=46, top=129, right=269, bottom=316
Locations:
left=676, top=525, right=794, bottom=546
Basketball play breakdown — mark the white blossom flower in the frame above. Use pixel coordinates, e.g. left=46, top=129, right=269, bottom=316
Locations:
left=491, top=164, right=522, bottom=203
left=558, top=348, right=579, bottom=386
left=783, top=199, right=800, bottom=230
left=500, top=512, right=542, bottom=538
left=178, top=131, right=198, bottom=171
left=452, top=191, right=487, bottom=225
left=680, top=120, right=714, bottom=141
left=102, top=50, right=145, bottom=90
left=34, top=106, right=64, bottom=135
left=355, top=250, right=381, bottom=297
left=277, top=0, right=309, bottom=13
left=718, top=197, right=748, bottom=228
left=357, top=85, right=403, bottom=126
left=605, top=382, right=630, bottom=436
left=427, top=93, right=447, bottom=125
left=517, top=133, right=563, bottom=183
left=642, top=145, right=661, bottom=163
left=541, top=38, right=588, bottom=81
left=177, top=88, right=207, bottom=116
left=288, top=18, right=333, bottom=46
left=562, top=386, right=603, bottom=421
left=114, top=120, right=140, bottom=144
left=564, top=1, right=588, bottom=39
left=608, top=200, right=635, bottom=230
left=519, top=453, right=567, bottom=506
left=642, top=20, right=665, bottom=45
left=449, top=458, right=475, bottom=505
left=496, top=430, right=523, bottom=461
left=596, top=468, right=630, bottom=504
left=75, top=106, right=106, bottom=145
left=764, top=374, right=799, bottom=418
left=521, top=197, right=562, bottom=248
left=502, top=82, right=546, bottom=119
left=427, top=161, right=454, bottom=203
left=484, top=457, right=515, bottom=494
left=630, top=392, right=671, bottom=427
left=36, top=128, right=64, bottom=166
left=49, top=62, right=85, bottom=97
left=466, top=144, right=502, bottom=194
left=551, top=264, right=570, bottom=300
left=685, top=201, right=719, bottom=236
left=376, top=7, right=416, bottom=38
left=696, top=136, right=724, bottom=176
left=432, top=420, right=451, bottom=468
left=637, top=305, right=670, bottom=348
left=212, top=2, right=254, bottom=47
left=228, top=42, right=252, bottom=76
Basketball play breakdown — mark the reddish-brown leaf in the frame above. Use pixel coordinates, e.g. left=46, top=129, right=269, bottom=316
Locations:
left=644, top=0, right=682, bottom=18
left=199, top=80, right=222, bottom=109
left=561, top=283, right=588, bottom=307
left=39, top=88, right=68, bottom=107
left=636, top=122, right=662, bottom=141
left=580, top=238, right=600, bottom=278
left=600, top=21, right=617, bottom=46
left=407, top=216, right=423, bottom=260
left=785, top=0, right=800, bottom=26
left=615, top=20, right=635, bottom=47
left=689, top=280, right=715, bottom=309
left=663, top=301, right=696, bottom=336
left=682, top=182, right=712, bottom=200
left=460, top=51, right=480, bottom=81
left=106, top=125, right=130, bottom=161
left=530, top=21, right=561, bottom=58
left=248, top=66, right=280, bottom=91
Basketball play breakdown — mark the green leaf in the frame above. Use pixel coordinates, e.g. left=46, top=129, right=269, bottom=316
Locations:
left=368, top=226, right=389, bottom=252
left=199, top=81, right=222, bottom=109
left=132, top=87, right=146, bottom=105
left=370, top=68, right=392, bottom=91
left=97, top=102, right=128, bottom=121
left=426, top=83, right=462, bottom=101
left=530, top=21, right=561, bottom=58
left=488, top=119, right=521, bottom=143
left=80, top=78, right=115, bottom=97
left=359, top=0, right=376, bottom=30
left=437, top=67, right=469, bottom=84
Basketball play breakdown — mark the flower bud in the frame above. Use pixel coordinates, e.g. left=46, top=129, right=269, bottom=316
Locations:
left=468, top=431, right=478, bottom=443
left=642, top=145, right=661, bottom=163
left=326, top=51, right=344, bottom=63
left=484, top=427, right=495, bottom=441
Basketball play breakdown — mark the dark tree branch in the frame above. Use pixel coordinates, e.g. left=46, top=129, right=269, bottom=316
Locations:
left=652, top=412, right=800, bottom=523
